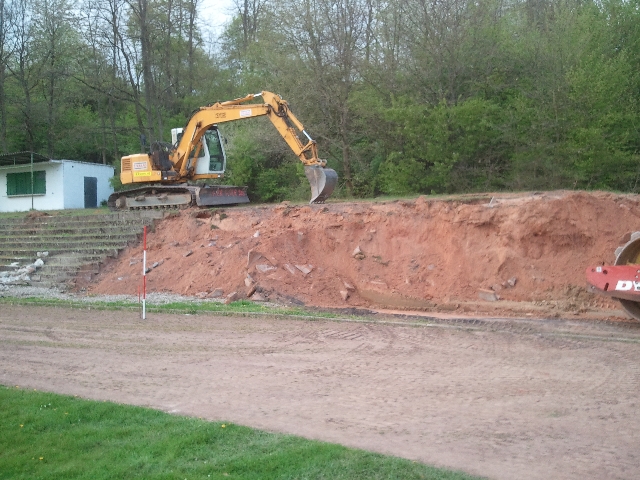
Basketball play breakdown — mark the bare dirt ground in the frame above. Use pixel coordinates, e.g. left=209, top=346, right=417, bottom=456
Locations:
left=2, top=305, right=639, bottom=480
left=83, top=190, right=640, bottom=320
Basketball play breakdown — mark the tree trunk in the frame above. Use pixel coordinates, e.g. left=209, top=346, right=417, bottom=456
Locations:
left=0, top=0, right=7, bottom=153
left=115, top=17, right=146, bottom=143
left=340, top=103, right=352, bottom=194
left=187, top=0, right=198, bottom=97
left=133, top=0, right=158, bottom=142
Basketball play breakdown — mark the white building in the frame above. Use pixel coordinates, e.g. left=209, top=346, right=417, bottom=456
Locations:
left=0, top=153, right=114, bottom=212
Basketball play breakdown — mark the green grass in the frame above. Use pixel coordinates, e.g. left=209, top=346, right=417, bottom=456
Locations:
left=0, top=386, right=479, bottom=480
left=0, top=296, right=341, bottom=319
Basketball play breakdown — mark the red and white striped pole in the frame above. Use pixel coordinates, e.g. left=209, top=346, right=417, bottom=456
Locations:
left=142, top=225, right=147, bottom=320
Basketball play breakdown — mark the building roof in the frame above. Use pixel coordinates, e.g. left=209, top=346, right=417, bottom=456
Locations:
left=0, top=152, right=114, bottom=169
left=0, top=151, right=51, bottom=167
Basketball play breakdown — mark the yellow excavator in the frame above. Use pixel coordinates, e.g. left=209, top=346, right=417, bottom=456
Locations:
left=108, top=91, right=338, bottom=209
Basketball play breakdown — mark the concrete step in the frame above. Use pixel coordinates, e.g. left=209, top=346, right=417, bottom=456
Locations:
left=1, top=232, right=140, bottom=241
left=2, top=258, right=36, bottom=266
left=0, top=210, right=164, bottom=226
left=0, top=238, right=139, bottom=250
left=0, top=224, right=152, bottom=237
left=2, top=248, right=121, bottom=258
left=30, top=272, right=77, bottom=288
left=0, top=209, right=165, bottom=290
left=31, top=263, right=106, bottom=288
left=0, top=259, right=34, bottom=268
left=36, top=266, right=99, bottom=280
left=0, top=214, right=159, bottom=240
left=0, top=253, right=107, bottom=265
left=44, top=253, right=107, bottom=262
left=0, top=216, right=157, bottom=226
left=44, top=256, right=105, bottom=267
left=0, top=225, right=146, bottom=235
left=38, top=259, right=101, bottom=272
left=28, top=253, right=106, bottom=287
left=0, top=212, right=159, bottom=222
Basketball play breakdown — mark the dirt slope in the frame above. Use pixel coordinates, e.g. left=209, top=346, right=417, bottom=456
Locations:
left=87, top=190, right=640, bottom=318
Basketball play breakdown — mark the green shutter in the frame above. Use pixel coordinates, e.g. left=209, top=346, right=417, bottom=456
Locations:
left=6, top=171, right=46, bottom=196
left=6, top=172, right=28, bottom=195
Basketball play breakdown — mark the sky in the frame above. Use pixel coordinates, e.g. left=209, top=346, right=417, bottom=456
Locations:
left=199, top=0, right=236, bottom=35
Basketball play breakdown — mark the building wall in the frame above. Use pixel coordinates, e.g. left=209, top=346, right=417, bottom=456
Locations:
left=0, top=163, right=65, bottom=212
left=59, top=161, right=114, bottom=209
left=0, top=160, right=114, bottom=212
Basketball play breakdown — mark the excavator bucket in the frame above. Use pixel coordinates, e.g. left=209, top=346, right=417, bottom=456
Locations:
left=305, top=166, right=338, bottom=204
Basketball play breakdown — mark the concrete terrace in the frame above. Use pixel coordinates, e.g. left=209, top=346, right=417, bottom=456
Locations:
left=0, top=209, right=163, bottom=288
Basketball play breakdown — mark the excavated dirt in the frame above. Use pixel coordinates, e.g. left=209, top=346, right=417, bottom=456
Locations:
left=87, top=190, right=640, bottom=320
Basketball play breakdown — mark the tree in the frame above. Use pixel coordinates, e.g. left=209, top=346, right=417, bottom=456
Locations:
left=4, top=0, right=42, bottom=152
left=0, top=0, right=10, bottom=152
left=33, top=0, right=77, bottom=157
left=273, top=0, right=373, bottom=195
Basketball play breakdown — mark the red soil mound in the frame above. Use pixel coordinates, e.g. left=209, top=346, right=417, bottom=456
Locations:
left=87, top=190, right=640, bottom=317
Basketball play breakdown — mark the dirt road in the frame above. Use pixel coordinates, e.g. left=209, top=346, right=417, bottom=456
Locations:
left=1, top=305, right=639, bottom=479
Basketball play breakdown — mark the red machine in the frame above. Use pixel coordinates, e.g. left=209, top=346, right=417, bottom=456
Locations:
left=586, top=232, right=640, bottom=320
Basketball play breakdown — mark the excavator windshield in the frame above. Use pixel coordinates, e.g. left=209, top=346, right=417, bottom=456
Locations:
left=204, top=129, right=225, bottom=173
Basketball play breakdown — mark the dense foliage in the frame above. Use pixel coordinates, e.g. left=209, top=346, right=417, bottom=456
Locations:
left=1, top=0, right=639, bottom=200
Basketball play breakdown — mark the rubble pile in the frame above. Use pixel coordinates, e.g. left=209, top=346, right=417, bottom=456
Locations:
left=0, top=252, right=48, bottom=286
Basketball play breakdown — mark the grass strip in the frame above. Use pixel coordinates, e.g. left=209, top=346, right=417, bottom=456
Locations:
left=0, top=386, right=479, bottom=480
left=0, top=296, right=341, bottom=319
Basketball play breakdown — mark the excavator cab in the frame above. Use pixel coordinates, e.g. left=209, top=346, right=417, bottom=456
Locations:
left=171, top=126, right=226, bottom=175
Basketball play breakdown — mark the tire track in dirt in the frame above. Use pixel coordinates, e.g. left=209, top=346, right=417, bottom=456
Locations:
left=1, top=305, right=640, bottom=480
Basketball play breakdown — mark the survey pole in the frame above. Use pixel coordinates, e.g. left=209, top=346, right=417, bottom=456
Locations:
left=30, top=152, right=34, bottom=210
left=142, top=226, right=147, bottom=319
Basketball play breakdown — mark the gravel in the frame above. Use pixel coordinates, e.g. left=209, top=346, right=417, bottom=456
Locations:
left=0, top=284, right=222, bottom=305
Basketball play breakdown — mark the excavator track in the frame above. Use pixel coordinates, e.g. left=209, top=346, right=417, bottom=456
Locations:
left=108, top=185, right=249, bottom=210
left=613, top=232, right=640, bottom=320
